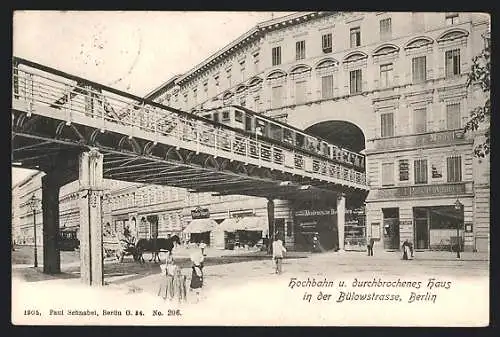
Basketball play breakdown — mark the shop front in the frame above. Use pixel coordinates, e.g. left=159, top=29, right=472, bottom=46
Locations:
left=293, top=208, right=338, bottom=252
left=344, top=207, right=367, bottom=251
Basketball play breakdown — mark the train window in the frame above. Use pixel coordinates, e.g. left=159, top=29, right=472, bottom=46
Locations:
left=296, top=133, right=305, bottom=148
left=222, top=110, right=230, bottom=121
left=245, top=115, right=252, bottom=131
left=270, top=123, right=282, bottom=141
left=283, top=129, right=294, bottom=144
left=235, top=110, right=243, bottom=122
left=213, top=112, right=220, bottom=122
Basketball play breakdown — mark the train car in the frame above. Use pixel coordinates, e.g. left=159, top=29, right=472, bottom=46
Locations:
left=58, top=228, right=80, bottom=251
left=200, top=105, right=365, bottom=172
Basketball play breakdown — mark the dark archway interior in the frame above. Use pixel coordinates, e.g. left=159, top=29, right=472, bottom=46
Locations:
left=305, top=121, right=366, bottom=152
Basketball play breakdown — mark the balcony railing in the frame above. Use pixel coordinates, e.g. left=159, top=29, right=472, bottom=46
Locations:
left=367, top=129, right=471, bottom=152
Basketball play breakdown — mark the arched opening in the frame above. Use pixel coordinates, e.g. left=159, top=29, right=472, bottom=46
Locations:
left=304, top=120, right=366, bottom=153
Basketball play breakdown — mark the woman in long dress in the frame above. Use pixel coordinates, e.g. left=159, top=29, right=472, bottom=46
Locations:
left=172, top=264, right=187, bottom=303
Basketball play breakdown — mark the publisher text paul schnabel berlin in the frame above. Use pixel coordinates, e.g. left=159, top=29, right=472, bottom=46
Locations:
left=288, top=277, right=436, bottom=289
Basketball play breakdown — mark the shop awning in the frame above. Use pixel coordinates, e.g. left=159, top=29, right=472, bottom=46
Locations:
left=238, top=217, right=268, bottom=231
left=183, top=218, right=218, bottom=234
left=218, top=218, right=240, bottom=232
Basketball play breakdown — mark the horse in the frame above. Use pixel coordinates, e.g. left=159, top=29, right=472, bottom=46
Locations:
left=135, top=235, right=181, bottom=264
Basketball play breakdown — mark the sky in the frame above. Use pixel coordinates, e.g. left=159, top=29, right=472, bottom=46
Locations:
left=12, top=10, right=296, bottom=185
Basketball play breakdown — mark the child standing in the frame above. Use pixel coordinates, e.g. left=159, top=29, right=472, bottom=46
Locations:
left=189, top=251, right=204, bottom=303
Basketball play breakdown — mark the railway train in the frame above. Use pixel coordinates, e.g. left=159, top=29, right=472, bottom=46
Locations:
left=198, top=105, right=365, bottom=172
left=58, top=228, right=80, bottom=251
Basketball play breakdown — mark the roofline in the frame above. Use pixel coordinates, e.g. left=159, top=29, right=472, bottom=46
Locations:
left=144, top=74, right=183, bottom=100
left=173, top=12, right=331, bottom=87
left=12, top=170, right=44, bottom=189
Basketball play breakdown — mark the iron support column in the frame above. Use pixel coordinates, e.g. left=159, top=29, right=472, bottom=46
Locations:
left=337, top=194, right=346, bottom=251
left=267, top=198, right=275, bottom=255
left=41, top=174, right=62, bottom=274
left=79, top=149, right=104, bottom=286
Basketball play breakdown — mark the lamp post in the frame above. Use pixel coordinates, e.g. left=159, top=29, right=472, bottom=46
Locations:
left=28, top=194, right=42, bottom=268
left=454, top=198, right=463, bottom=259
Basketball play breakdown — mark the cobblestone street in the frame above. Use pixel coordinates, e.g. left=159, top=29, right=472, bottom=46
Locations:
left=12, top=248, right=489, bottom=326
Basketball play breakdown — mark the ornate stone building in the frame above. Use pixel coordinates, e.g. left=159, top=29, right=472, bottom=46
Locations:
left=146, top=11, right=490, bottom=252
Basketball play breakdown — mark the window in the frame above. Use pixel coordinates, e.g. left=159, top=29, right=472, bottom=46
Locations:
left=226, top=69, right=232, bottom=87
left=431, top=160, right=443, bottom=179
left=399, top=159, right=409, bottom=181
left=349, top=69, right=362, bottom=94
left=183, top=93, right=188, bottom=104
left=414, top=159, right=428, bottom=184
left=322, top=33, right=332, bottom=53
left=446, top=103, right=461, bottom=129
left=445, top=13, right=459, bottom=25
left=214, top=75, right=220, bottom=87
left=413, top=108, right=427, bottom=133
left=296, top=40, right=306, bottom=60
left=253, top=53, right=260, bottom=73
left=295, top=80, right=307, bottom=104
left=222, top=110, right=230, bottom=121
left=212, top=112, right=219, bottom=122
left=445, top=49, right=461, bottom=77
left=382, top=162, right=395, bottom=186
left=412, top=56, right=427, bottom=83
left=380, top=18, right=392, bottom=40
left=272, top=46, right=281, bottom=66
left=350, top=27, right=361, bottom=47
left=379, top=63, right=393, bottom=88
left=447, top=156, right=462, bottom=182
left=381, top=112, right=394, bottom=138
left=254, top=96, right=260, bottom=109
left=271, top=85, right=283, bottom=108
left=321, top=75, right=334, bottom=99
left=235, top=110, right=243, bottom=122
left=240, top=60, right=246, bottom=81
left=203, top=82, right=208, bottom=92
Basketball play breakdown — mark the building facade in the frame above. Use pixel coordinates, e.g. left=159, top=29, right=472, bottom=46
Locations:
left=11, top=12, right=490, bottom=253
left=147, top=11, right=490, bottom=253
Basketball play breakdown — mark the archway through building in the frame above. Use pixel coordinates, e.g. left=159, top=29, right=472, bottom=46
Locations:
left=303, top=120, right=367, bottom=251
left=305, top=120, right=366, bottom=153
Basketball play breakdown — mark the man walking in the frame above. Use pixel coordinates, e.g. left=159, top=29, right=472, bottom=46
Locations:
left=272, top=234, right=286, bottom=274
left=367, top=236, right=374, bottom=256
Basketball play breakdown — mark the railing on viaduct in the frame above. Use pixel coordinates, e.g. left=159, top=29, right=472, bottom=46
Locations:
left=12, top=57, right=368, bottom=190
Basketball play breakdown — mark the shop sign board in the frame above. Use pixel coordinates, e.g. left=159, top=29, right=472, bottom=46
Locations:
left=191, top=207, right=210, bottom=219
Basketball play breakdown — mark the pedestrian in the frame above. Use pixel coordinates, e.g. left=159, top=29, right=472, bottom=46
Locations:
left=189, top=251, right=204, bottom=303
left=367, top=236, right=374, bottom=256
left=172, top=261, right=187, bottom=303
left=158, top=255, right=176, bottom=300
left=272, top=234, right=287, bottom=274
left=199, top=241, right=207, bottom=256
left=402, top=240, right=412, bottom=260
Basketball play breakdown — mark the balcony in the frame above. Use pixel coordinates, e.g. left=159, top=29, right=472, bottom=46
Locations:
left=366, top=129, right=472, bottom=153
left=367, top=182, right=470, bottom=201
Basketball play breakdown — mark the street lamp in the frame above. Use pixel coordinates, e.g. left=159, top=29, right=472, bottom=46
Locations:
left=454, top=198, right=463, bottom=259
left=28, top=194, right=42, bottom=268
